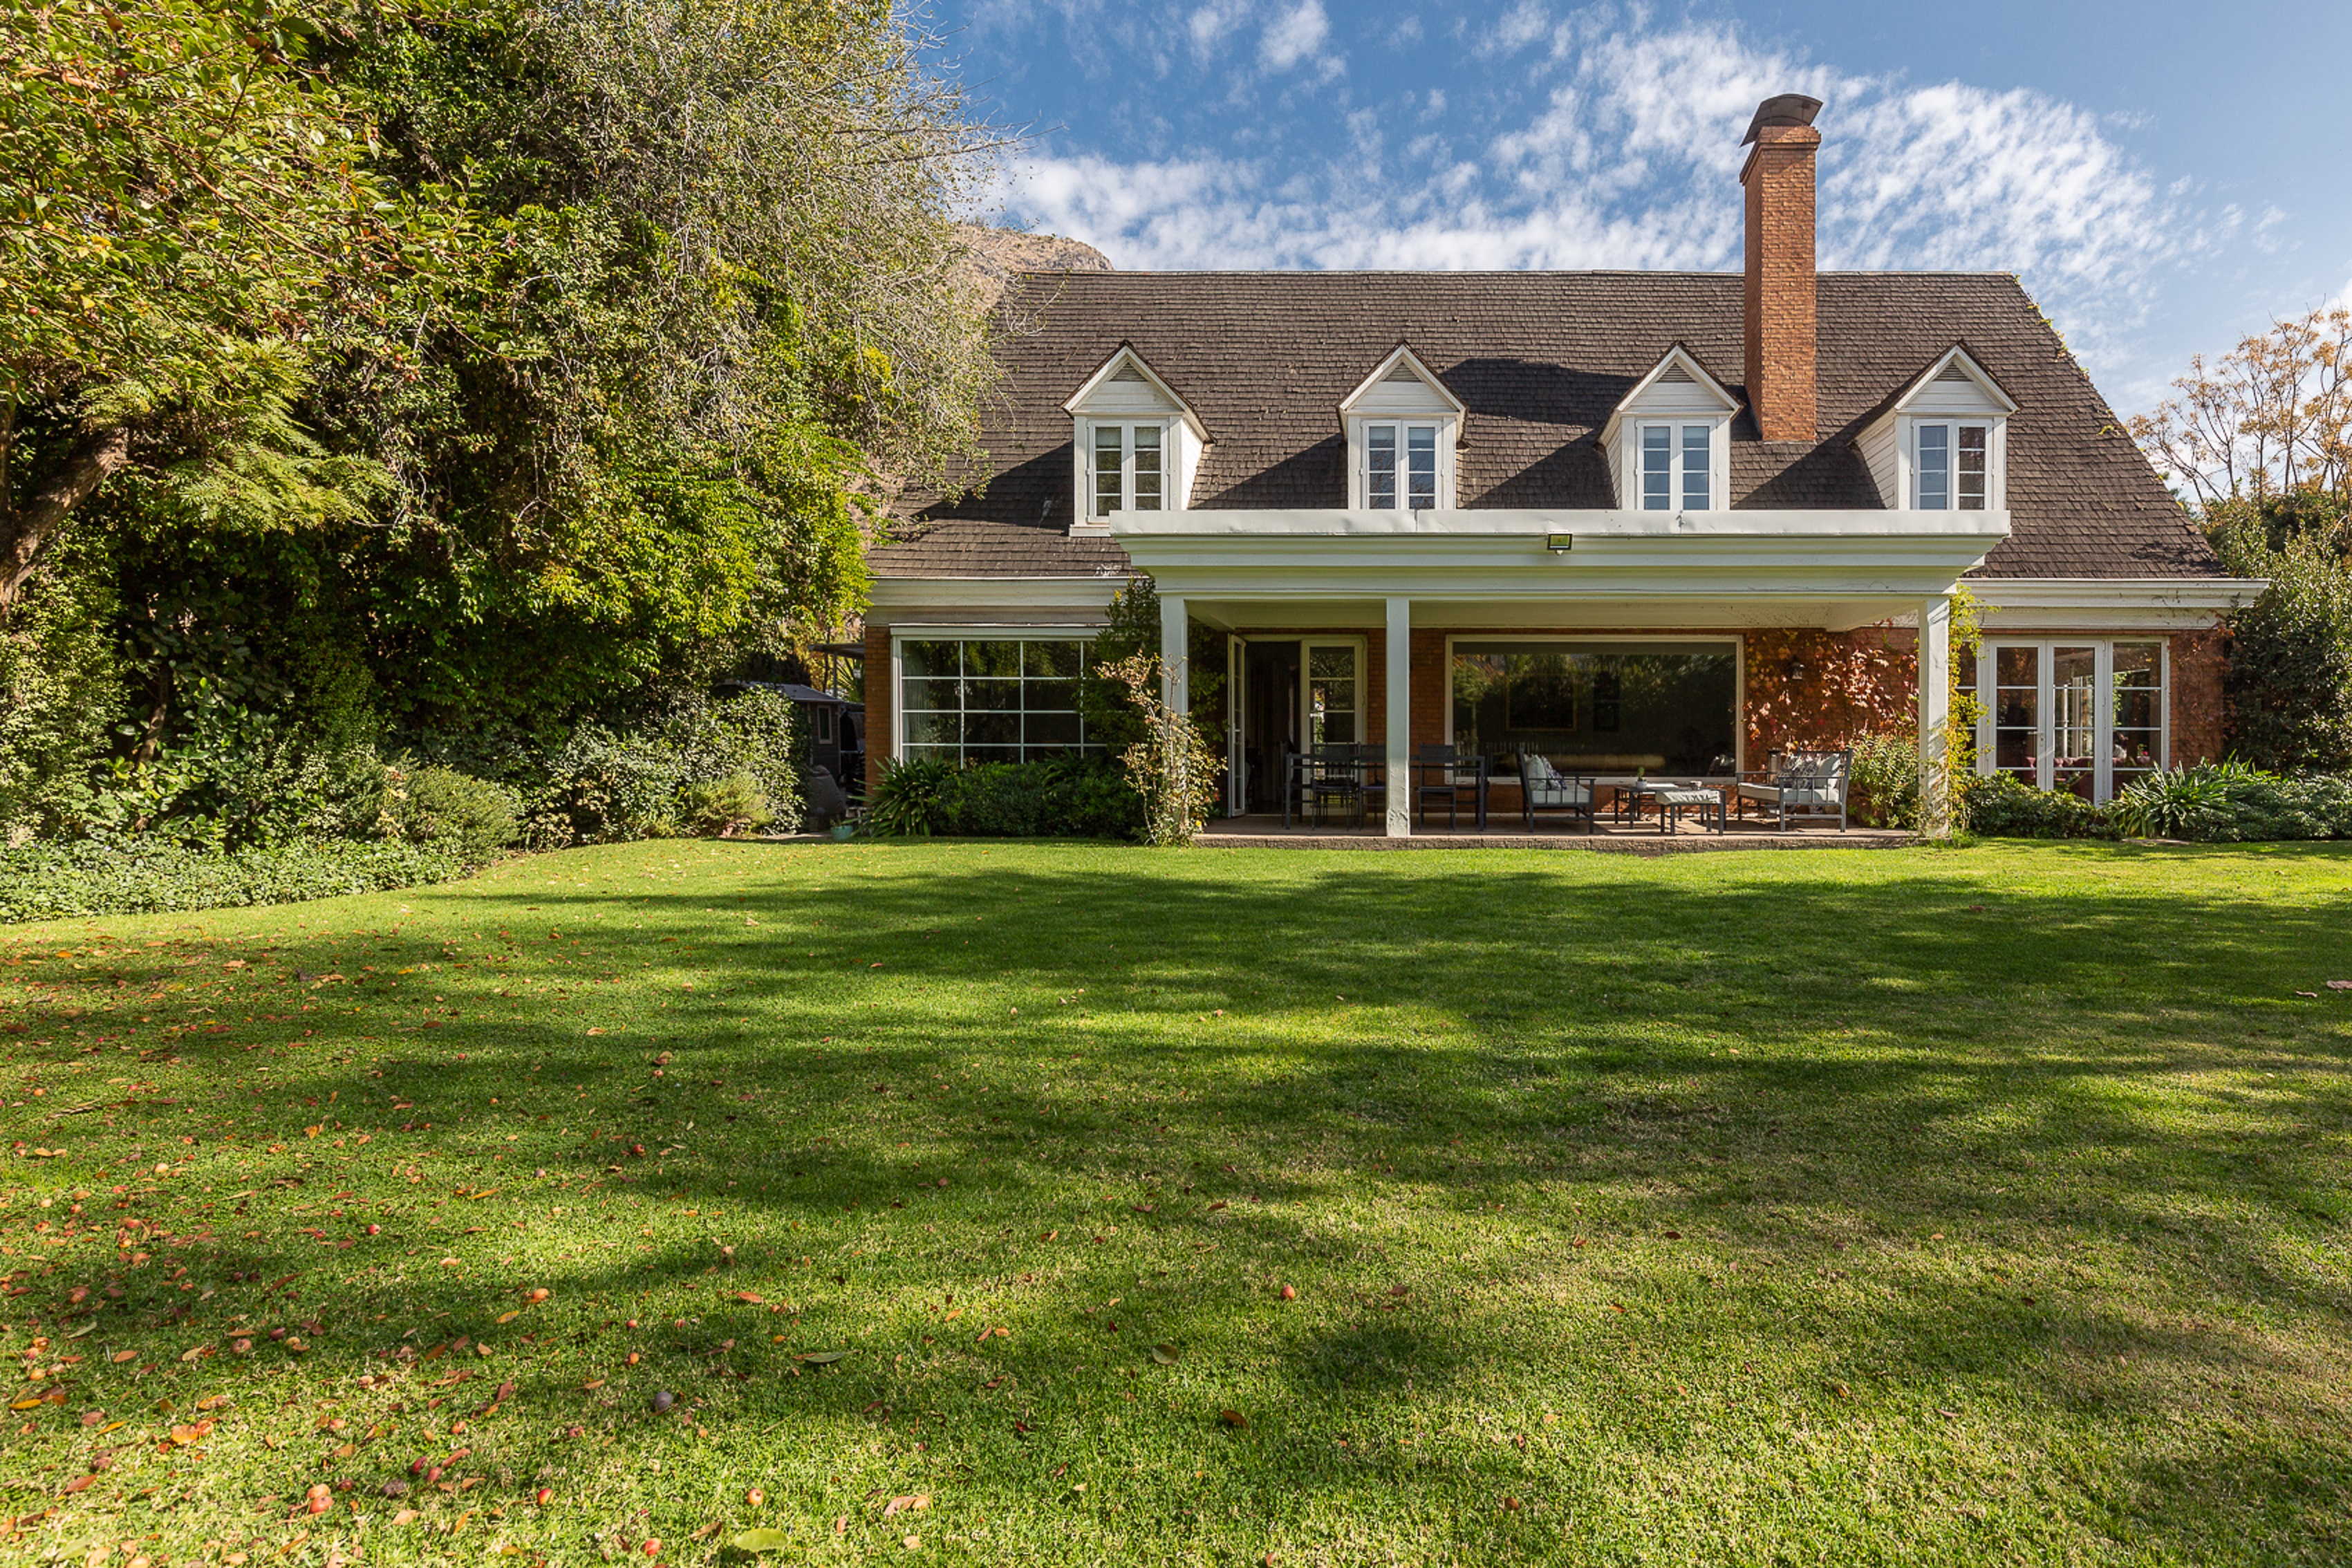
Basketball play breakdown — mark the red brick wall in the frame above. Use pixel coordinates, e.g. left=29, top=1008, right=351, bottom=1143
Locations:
left=1742, top=122, right=1820, bottom=442
left=2170, top=628, right=2227, bottom=765
left=863, top=622, right=892, bottom=792
left=1742, top=626, right=1916, bottom=758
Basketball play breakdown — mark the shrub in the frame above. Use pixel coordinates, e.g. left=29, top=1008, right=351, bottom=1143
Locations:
left=0, top=839, right=464, bottom=924
left=1097, top=653, right=1220, bottom=846
left=864, top=757, right=963, bottom=837
left=525, top=691, right=802, bottom=846
left=2205, top=496, right=2352, bottom=772
left=1845, top=733, right=1920, bottom=830
left=681, top=771, right=774, bottom=836
left=1959, top=773, right=2118, bottom=839
left=380, top=764, right=522, bottom=864
left=2112, top=761, right=2352, bottom=841
left=864, top=756, right=1143, bottom=840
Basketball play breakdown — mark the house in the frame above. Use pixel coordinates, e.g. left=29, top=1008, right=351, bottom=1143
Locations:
left=866, top=94, right=2258, bottom=834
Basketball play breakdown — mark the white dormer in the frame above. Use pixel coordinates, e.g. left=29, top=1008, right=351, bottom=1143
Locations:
left=1063, top=346, right=1208, bottom=532
left=1856, top=347, right=2019, bottom=512
left=1600, top=346, right=1739, bottom=512
left=1338, top=346, right=1466, bottom=510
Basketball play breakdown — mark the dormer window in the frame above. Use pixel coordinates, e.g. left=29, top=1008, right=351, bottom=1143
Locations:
left=1062, top=346, right=1206, bottom=530
left=1639, top=423, right=1715, bottom=510
left=1858, top=348, right=2017, bottom=512
left=1340, top=347, right=1465, bottom=512
left=1913, top=422, right=1990, bottom=510
left=1602, top=346, right=1739, bottom=512
left=1365, top=422, right=1439, bottom=510
left=1090, top=423, right=1166, bottom=517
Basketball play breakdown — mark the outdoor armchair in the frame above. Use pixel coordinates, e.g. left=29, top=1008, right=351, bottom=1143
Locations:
left=1515, top=748, right=1597, bottom=832
left=1733, top=748, right=1850, bottom=830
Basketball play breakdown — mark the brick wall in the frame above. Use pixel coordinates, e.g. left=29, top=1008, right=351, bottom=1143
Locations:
left=1742, top=626, right=1916, bottom=758
left=862, top=622, right=891, bottom=792
left=1742, top=122, right=1820, bottom=442
left=2169, top=627, right=2228, bottom=765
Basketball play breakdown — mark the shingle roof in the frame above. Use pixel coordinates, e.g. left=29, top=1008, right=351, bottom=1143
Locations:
left=875, top=270, right=2218, bottom=581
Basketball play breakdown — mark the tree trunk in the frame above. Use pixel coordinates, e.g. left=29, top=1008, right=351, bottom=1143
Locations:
left=0, top=424, right=131, bottom=615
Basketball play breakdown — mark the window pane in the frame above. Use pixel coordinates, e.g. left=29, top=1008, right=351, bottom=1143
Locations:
left=902, top=743, right=959, bottom=764
left=2053, top=648, right=2097, bottom=788
left=1681, top=424, right=1710, bottom=510
left=2113, top=730, right=2161, bottom=773
left=1407, top=425, right=1437, bottom=509
left=964, top=711, right=1019, bottom=747
left=1367, top=425, right=1397, bottom=509
left=964, top=745, right=1020, bottom=765
left=964, top=641, right=1023, bottom=678
left=901, top=640, right=960, bottom=680
left=901, top=713, right=964, bottom=748
left=1024, top=711, right=1083, bottom=748
left=1024, top=679, right=1079, bottom=711
left=964, top=677, right=1023, bottom=711
left=1093, top=425, right=1124, bottom=516
left=900, top=678, right=960, bottom=714
left=1132, top=425, right=1162, bottom=510
left=1026, top=640, right=1083, bottom=679
left=1641, top=426, right=1671, bottom=510
left=1992, top=644, right=2038, bottom=782
left=1957, top=425, right=1988, bottom=510
left=1917, top=424, right=1950, bottom=509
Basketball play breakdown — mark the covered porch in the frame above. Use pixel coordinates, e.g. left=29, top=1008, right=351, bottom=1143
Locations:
left=1119, top=507, right=2002, bottom=840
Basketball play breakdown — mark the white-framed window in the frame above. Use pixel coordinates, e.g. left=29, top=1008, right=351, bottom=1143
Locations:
left=1638, top=423, right=1715, bottom=511
left=1351, top=420, right=1449, bottom=510
left=1913, top=421, right=1992, bottom=510
left=896, top=633, right=1097, bottom=765
left=1963, top=639, right=2166, bottom=803
left=1083, top=422, right=1167, bottom=519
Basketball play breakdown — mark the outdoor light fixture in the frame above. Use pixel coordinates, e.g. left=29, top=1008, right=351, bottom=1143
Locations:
left=1546, top=532, right=1574, bottom=554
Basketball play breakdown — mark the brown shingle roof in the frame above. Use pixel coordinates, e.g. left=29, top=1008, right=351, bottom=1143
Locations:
left=875, top=270, right=2217, bottom=581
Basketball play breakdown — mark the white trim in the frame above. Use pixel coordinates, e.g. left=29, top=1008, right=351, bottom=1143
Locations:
left=1109, top=507, right=2006, bottom=539
left=868, top=577, right=1126, bottom=613
left=1345, top=416, right=1459, bottom=510
left=1384, top=597, right=1411, bottom=837
left=1062, top=346, right=1209, bottom=441
left=1440, top=633, right=1746, bottom=776
left=1599, top=346, right=1742, bottom=449
left=1617, top=417, right=1733, bottom=512
left=1970, top=635, right=2169, bottom=802
left=1338, top=346, right=1468, bottom=420
left=888, top=624, right=1106, bottom=766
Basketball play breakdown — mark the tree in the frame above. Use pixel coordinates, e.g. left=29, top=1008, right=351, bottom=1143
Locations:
left=0, top=0, right=426, bottom=613
left=2204, top=493, right=2352, bottom=772
left=2129, top=308, right=2352, bottom=509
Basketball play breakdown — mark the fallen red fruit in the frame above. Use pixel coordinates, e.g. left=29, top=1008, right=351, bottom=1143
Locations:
left=366, top=1223, right=381, bottom=1235
left=1280, top=1284, right=1297, bottom=1300
left=746, top=1487, right=765, bottom=1506
left=642, top=1540, right=661, bottom=1558
left=536, top=1487, right=553, bottom=1505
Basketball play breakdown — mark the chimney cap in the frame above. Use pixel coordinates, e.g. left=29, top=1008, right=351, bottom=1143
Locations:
left=1742, top=93, right=1823, bottom=145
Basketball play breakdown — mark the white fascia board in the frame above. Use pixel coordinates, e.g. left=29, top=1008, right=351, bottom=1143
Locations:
left=1108, top=507, right=2009, bottom=540
left=867, top=575, right=1127, bottom=615
left=1598, top=345, right=1742, bottom=450
left=1970, top=577, right=2266, bottom=631
left=1062, top=346, right=1209, bottom=442
left=1337, top=346, right=1467, bottom=421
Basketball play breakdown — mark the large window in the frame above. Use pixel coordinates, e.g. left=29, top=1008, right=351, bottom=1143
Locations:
left=899, top=637, right=1094, bottom=765
left=1639, top=424, right=1713, bottom=510
left=1450, top=641, right=1737, bottom=777
left=1972, top=640, right=2165, bottom=801
left=1087, top=424, right=1164, bottom=519
left=1363, top=422, right=1439, bottom=510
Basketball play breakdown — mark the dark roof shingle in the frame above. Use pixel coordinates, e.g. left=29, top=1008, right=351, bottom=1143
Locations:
left=875, top=270, right=2216, bottom=581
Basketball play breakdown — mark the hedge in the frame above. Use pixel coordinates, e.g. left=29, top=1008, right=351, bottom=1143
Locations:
left=0, top=840, right=467, bottom=924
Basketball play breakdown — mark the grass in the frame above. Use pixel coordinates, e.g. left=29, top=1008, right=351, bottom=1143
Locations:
left=1, top=838, right=2349, bottom=1567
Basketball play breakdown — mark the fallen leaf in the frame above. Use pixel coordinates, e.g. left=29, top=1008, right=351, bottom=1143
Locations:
left=2330, top=980, right=2352, bottom=991
left=796, top=1350, right=850, bottom=1365
left=1220, top=1409, right=1247, bottom=1429
left=111, top=1351, right=138, bottom=1364
left=882, top=1493, right=930, bottom=1517
left=736, top=1291, right=764, bottom=1304
left=496, top=1311, right=520, bottom=1325
left=692, top=1520, right=723, bottom=1541
left=1150, top=1343, right=1179, bottom=1365
left=731, top=1528, right=794, bottom=1553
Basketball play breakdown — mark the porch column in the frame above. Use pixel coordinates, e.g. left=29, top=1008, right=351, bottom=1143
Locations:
left=1917, top=595, right=1951, bottom=837
left=1385, top=595, right=1412, bottom=838
left=1159, top=593, right=1188, bottom=715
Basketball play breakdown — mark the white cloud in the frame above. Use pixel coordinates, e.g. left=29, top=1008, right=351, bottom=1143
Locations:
left=996, top=15, right=2184, bottom=364
left=1260, top=0, right=1329, bottom=73
left=1480, top=1, right=1551, bottom=59
left=1186, top=0, right=1249, bottom=55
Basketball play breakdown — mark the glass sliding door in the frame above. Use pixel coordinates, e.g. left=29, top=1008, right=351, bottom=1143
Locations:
left=2052, top=646, right=2098, bottom=800
left=1992, top=646, right=2039, bottom=783
left=1304, top=642, right=1361, bottom=747
left=1448, top=640, right=1737, bottom=778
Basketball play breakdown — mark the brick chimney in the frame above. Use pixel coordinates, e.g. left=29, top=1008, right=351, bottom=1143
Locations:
left=1742, top=93, right=1823, bottom=442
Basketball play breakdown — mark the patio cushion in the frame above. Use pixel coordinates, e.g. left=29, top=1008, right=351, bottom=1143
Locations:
left=1523, top=753, right=1560, bottom=783
left=1531, top=781, right=1590, bottom=805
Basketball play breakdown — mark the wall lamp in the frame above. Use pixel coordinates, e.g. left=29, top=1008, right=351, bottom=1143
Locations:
left=1545, top=532, right=1575, bottom=554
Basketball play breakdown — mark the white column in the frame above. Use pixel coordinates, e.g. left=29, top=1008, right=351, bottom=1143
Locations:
left=1917, top=595, right=1952, bottom=837
left=1385, top=595, right=1412, bottom=838
left=1159, top=593, right=1188, bottom=716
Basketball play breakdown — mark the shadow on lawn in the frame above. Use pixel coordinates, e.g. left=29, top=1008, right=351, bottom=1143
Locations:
left=12, top=842, right=2352, bottom=1558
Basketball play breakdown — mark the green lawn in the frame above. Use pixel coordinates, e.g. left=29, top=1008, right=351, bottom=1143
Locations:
left=3, top=839, right=2350, bottom=1567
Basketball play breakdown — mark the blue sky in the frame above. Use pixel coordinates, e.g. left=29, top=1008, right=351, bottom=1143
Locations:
left=939, top=0, right=2352, bottom=413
